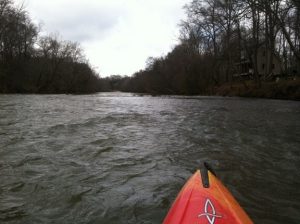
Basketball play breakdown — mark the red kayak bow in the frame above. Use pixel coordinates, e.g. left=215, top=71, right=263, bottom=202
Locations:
left=163, top=163, right=253, bottom=224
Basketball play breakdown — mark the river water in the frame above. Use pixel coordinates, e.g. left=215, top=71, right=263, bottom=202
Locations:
left=0, top=93, right=299, bottom=224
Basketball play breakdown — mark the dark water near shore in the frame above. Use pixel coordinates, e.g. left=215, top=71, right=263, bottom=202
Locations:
left=0, top=93, right=299, bottom=224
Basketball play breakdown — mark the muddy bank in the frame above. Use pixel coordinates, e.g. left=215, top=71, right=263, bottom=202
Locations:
left=213, top=79, right=300, bottom=100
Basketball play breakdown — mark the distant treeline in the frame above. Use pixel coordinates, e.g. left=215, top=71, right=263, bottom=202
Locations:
left=0, top=0, right=102, bottom=94
left=1, top=0, right=299, bottom=95
left=108, top=0, right=300, bottom=95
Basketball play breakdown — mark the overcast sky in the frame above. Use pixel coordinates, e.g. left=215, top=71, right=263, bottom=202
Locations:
left=14, top=0, right=186, bottom=77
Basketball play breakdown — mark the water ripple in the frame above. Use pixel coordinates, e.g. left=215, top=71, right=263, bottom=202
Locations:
left=0, top=93, right=299, bottom=224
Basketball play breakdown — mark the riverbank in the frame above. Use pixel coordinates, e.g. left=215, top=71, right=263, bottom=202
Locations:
left=213, top=79, right=300, bottom=100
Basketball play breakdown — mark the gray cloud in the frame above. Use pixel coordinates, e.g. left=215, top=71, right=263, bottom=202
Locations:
left=53, top=9, right=123, bottom=42
left=16, top=0, right=186, bottom=76
left=26, top=1, right=125, bottom=42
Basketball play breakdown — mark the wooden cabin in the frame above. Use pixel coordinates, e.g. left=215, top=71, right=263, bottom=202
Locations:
left=233, top=45, right=282, bottom=80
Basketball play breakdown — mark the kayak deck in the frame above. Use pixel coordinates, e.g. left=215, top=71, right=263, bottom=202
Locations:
left=163, top=166, right=253, bottom=224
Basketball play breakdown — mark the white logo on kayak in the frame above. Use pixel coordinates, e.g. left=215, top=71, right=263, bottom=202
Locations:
left=198, top=199, right=222, bottom=224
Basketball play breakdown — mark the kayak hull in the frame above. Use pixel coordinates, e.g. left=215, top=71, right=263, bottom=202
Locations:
left=163, top=170, right=253, bottom=224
